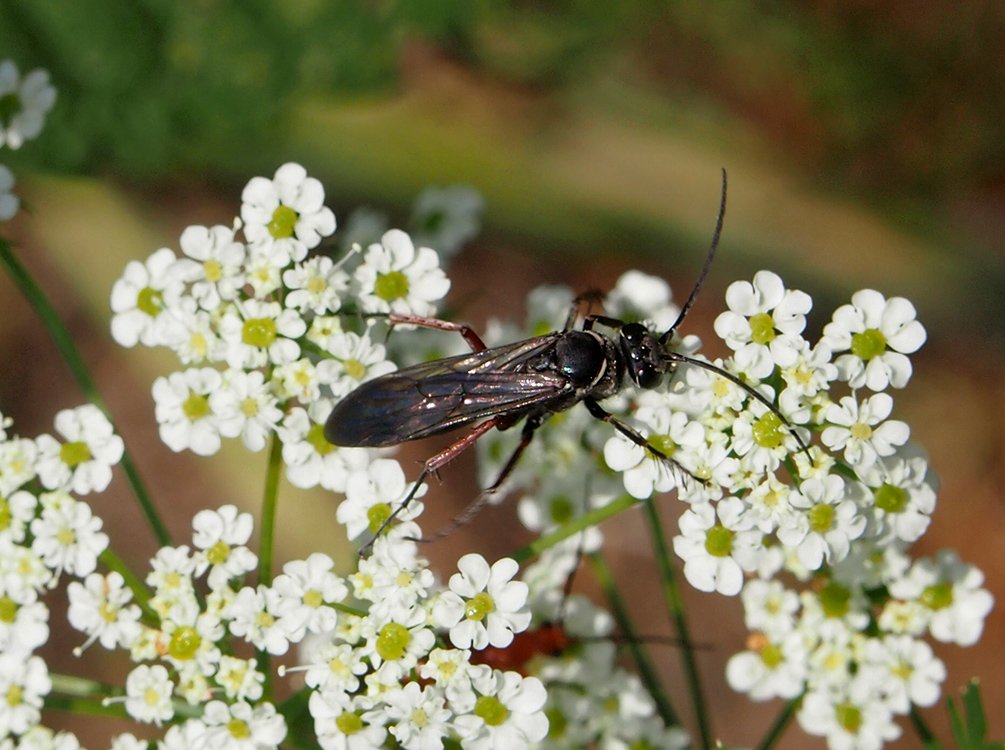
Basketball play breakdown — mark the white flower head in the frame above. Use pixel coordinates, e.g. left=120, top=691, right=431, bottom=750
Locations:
left=34, top=404, right=124, bottom=494
left=823, top=288, right=926, bottom=390
left=672, top=498, right=761, bottom=596
left=209, top=369, right=283, bottom=452
left=191, top=504, right=258, bottom=590
left=354, top=229, right=450, bottom=316
left=30, top=491, right=108, bottom=578
left=200, top=699, right=287, bottom=749
left=175, top=224, right=247, bottom=310
left=713, top=270, right=811, bottom=378
left=152, top=368, right=225, bottom=456
left=821, top=393, right=910, bottom=469
left=110, top=247, right=187, bottom=348
left=433, top=554, right=532, bottom=650
left=241, top=162, right=336, bottom=263
left=454, top=671, right=549, bottom=749
left=219, top=299, right=306, bottom=369
left=123, top=664, right=175, bottom=725
left=605, top=269, right=680, bottom=331
left=0, top=61, right=57, bottom=149
left=67, top=571, right=142, bottom=651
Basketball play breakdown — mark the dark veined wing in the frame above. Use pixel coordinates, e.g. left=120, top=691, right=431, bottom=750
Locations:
left=324, top=334, right=571, bottom=447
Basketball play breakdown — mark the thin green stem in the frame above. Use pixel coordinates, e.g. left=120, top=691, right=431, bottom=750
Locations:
left=909, top=705, right=936, bottom=745
left=256, top=432, right=283, bottom=698
left=642, top=499, right=712, bottom=750
left=510, top=493, right=637, bottom=564
left=0, top=238, right=170, bottom=546
left=755, top=697, right=800, bottom=750
left=257, top=432, right=283, bottom=587
left=586, top=551, right=680, bottom=728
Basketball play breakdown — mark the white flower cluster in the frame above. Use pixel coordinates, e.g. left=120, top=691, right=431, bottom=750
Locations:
left=109, top=163, right=451, bottom=497
left=477, top=269, right=992, bottom=749
left=0, top=406, right=117, bottom=747
left=0, top=59, right=58, bottom=221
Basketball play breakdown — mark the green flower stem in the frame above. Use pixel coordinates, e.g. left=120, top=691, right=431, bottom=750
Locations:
left=909, top=705, right=936, bottom=745
left=755, top=697, right=799, bottom=750
left=256, top=432, right=283, bottom=698
left=334, top=601, right=368, bottom=618
left=257, top=432, right=283, bottom=587
left=0, top=239, right=170, bottom=547
left=47, top=672, right=203, bottom=720
left=642, top=499, right=712, bottom=750
left=510, top=493, right=637, bottom=564
left=586, top=551, right=680, bottom=729
left=99, top=549, right=154, bottom=616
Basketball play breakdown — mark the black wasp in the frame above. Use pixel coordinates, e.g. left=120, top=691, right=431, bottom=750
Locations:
left=325, top=171, right=800, bottom=538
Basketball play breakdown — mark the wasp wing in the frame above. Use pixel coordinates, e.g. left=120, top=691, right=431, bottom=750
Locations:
left=324, top=335, right=571, bottom=447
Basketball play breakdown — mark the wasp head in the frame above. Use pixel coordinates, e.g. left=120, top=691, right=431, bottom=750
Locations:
left=619, top=322, right=668, bottom=389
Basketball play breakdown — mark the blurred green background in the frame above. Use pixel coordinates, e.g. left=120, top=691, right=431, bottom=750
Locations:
left=2, top=2, right=1004, bottom=748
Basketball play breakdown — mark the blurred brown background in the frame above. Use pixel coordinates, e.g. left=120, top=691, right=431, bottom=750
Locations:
left=1, top=2, right=1003, bottom=747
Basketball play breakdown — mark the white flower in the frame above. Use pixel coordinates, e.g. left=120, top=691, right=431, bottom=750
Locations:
left=0, top=654, right=50, bottom=735
left=309, top=690, right=387, bottom=750
left=301, top=639, right=369, bottom=694
left=0, top=594, right=48, bottom=658
left=453, top=671, right=549, bottom=749
left=337, top=458, right=425, bottom=540
left=354, top=229, right=450, bottom=316
left=602, top=401, right=706, bottom=500
left=209, top=370, right=283, bottom=452
left=34, top=404, right=124, bottom=494
left=726, top=629, right=808, bottom=700
left=798, top=679, right=901, bottom=750
left=123, top=664, right=175, bottom=725
left=228, top=584, right=292, bottom=655
left=859, top=635, right=945, bottom=713
left=779, top=474, right=868, bottom=571
left=152, top=368, right=225, bottom=456
left=30, top=491, right=108, bottom=578
left=713, top=271, right=811, bottom=378
left=740, top=579, right=800, bottom=637
left=604, top=269, right=680, bottom=331
left=0, top=164, right=19, bottom=221
left=0, top=61, right=57, bottom=149
left=219, top=299, right=306, bottom=369
left=199, top=699, right=287, bottom=749
left=215, top=656, right=265, bottom=702
left=409, top=184, right=484, bottom=259
left=110, top=247, right=186, bottom=348
left=822, top=289, right=926, bottom=390
left=821, top=393, right=910, bottom=469
left=317, top=331, right=396, bottom=400
left=672, top=498, right=761, bottom=596
left=433, top=554, right=532, bottom=650
left=175, top=224, right=247, bottom=310
left=888, top=550, right=994, bottom=646
left=67, top=571, right=141, bottom=651
left=0, top=435, right=36, bottom=496
left=283, top=255, right=350, bottom=315
left=860, top=450, right=936, bottom=543
left=361, top=609, right=436, bottom=686
left=191, top=505, right=258, bottom=590
left=364, top=682, right=453, bottom=750
left=272, top=553, right=348, bottom=640
left=241, top=162, right=336, bottom=263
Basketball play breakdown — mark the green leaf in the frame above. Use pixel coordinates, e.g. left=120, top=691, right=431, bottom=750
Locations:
left=943, top=681, right=1005, bottom=750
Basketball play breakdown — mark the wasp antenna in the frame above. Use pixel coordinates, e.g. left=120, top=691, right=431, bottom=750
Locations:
left=668, top=351, right=812, bottom=459
left=660, top=168, right=728, bottom=344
